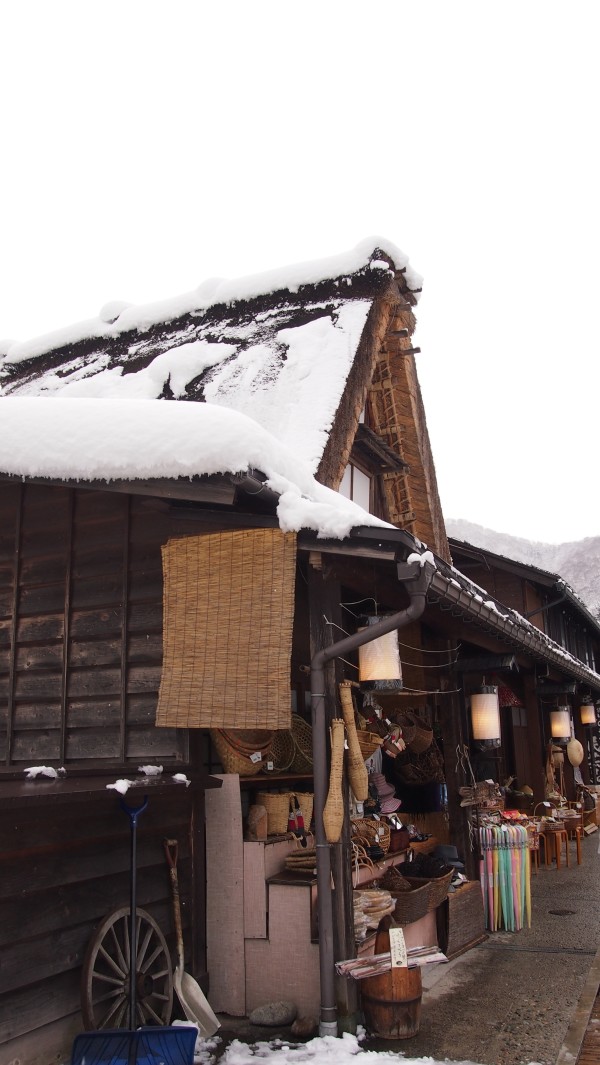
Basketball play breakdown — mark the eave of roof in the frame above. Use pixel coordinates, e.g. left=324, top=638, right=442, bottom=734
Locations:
left=449, top=536, right=600, bottom=641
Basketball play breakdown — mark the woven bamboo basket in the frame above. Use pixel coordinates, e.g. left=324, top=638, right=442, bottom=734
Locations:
left=267, top=729, right=296, bottom=772
left=293, top=791, right=314, bottom=830
left=390, top=879, right=432, bottom=925
left=377, top=867, right=432, bottom=924
left=256, top=791, right=291, bottom=835
left=400, top=868, right=453, bottom=911
left=339, top=681, right=369, bottom=800
left=219, top=728, right=274, bottom=755
left=399, top=711, right=433, bottom=754
left=211, top=729, right=265, bottom=776
left=290, top=713, right=314, bottom=773
left=356, top=730, right=384, bottom=760
left=351, top=818, right=391, bottom=854
left=323, top=719, right=345, bottom=844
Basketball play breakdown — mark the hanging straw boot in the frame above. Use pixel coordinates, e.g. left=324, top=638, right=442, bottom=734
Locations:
left=323, top=719, right=346, bottom=843
left=339, top=681, right=368, bottom=802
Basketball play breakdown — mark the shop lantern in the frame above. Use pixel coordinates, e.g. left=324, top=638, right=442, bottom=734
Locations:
left=470, top=685, right=501, bottom=748
left=550, top=705, right=571, bottom=744
left=580, top=699, right=597, bottom=726
left=357, top=616, right=403, bottom=691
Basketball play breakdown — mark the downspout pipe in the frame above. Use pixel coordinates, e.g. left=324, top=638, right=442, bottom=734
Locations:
left=310, top=560, right=434, bottom=1037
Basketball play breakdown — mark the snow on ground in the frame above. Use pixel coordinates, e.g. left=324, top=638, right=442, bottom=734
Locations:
left=186, top=1029, right=488, bottom=1065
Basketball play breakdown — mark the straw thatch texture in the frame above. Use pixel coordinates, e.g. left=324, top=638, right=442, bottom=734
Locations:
left=156, top=529, right=297, bottom=729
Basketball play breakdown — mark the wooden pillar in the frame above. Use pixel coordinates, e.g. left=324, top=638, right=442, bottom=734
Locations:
left=523, top=674, right=546, bottom=804
left=440, top=677, right=477, bottom=879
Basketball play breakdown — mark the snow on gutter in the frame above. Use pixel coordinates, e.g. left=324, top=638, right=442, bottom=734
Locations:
left=428, top=567, right=600, bottom=692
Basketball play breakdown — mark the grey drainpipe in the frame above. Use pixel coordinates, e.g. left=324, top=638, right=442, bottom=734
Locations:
left=310, top=559, right=434, bottom=1037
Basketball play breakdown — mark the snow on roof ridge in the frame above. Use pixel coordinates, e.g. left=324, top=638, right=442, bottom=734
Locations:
left=1, top=237, right=422, bottom=367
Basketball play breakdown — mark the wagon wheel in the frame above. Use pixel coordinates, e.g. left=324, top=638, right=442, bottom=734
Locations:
left=81, top=906, right=173, bottom=1030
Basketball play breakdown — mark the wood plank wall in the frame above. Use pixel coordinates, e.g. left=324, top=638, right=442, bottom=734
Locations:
left=0, top=787, right=198, bottom=1056
left=0, top=482, right=186, bottom=767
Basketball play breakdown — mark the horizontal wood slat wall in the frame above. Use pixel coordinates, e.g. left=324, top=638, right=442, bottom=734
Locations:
left=0, top=482, right=188, bottom=767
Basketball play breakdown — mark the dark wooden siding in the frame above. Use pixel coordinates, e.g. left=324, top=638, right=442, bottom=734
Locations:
left=0, top=785, right=202, bottom=1059
left=0, top=482, right=187, bottom=769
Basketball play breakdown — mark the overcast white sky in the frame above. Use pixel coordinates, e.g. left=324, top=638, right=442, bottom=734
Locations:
left=1, top=2, right=598, bottom=545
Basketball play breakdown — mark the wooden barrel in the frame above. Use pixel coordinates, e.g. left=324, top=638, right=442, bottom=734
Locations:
left=360, top=920, right=422, bottom=1039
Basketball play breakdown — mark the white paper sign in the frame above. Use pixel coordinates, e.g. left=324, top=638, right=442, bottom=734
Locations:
left=389, top=927, right=408, bottom=969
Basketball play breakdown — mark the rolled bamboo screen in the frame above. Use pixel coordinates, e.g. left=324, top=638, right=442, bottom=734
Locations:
left=156, top=528, right=297, bottom=729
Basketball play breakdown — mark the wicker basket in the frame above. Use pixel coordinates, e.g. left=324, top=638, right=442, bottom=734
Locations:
left=356, top=730, right=384, bottom=761
left=390, top=878, right=432, bottom=925
left=351, top=817, right=391, bottom=854
left=377, top=867, right=432, bottom=924
left=293, top=791, right=314, bottom=830
left=401, top=868, right=453, bottom=911
left=290, top=713, right=313, bottom=773
left=256, top=791, right=291, bottom=835
left=211, top=729, right=266, bottom=776
left=267, top=729, right=296, bottom=772
left=399, top=711, right=433, bottom=754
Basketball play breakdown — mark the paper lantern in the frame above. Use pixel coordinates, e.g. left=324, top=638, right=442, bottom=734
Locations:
left=550, top=706, right=571, bottom=743
left=357, top=618, right=403, bottom=691
left=470, top=685, right=501, bottom=744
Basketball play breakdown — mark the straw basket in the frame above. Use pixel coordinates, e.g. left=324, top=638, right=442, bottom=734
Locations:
left=211, top=729, right=271, bottom=776
left=378, top=867, right=431, bottom=924
left=401, top=868, right=453, bottom=911
left=293, top=791, right=314, bottom=830
left=356, top=730, right=384, bottom=761
left=267, top=729, right=296, bottom=772
left=351, top=818, right=391, bottom=854
left=290, top=714, right=314, bottom=773
left=256, top=791, right=291, bottom=835
left=398, top=711, right=433, bottom=754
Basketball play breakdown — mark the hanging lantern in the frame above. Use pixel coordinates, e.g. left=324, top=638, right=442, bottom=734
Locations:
left=580, top=700, right=597, bottom=726
left=470, top=685, right=501, bottom=747
left=550, top=706, right=571, bottom=744
left=357, top=617, right=403, bottom=691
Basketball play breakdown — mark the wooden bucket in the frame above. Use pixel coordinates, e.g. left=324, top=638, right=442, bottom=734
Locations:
left=360, top=920, right=422, bottom=1039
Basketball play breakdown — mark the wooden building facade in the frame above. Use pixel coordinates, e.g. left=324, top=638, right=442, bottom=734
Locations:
left=1, top=241, right=600, bottom=1061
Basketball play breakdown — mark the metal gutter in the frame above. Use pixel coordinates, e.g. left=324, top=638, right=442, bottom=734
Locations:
left=310, top=560, right=434, bottom=1036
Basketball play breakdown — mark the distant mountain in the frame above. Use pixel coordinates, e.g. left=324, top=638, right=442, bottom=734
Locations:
left=445, top=519, right=600, bottom=620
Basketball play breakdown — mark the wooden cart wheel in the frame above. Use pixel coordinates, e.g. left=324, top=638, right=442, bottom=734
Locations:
left=81, top=906, right=173, bottom=1030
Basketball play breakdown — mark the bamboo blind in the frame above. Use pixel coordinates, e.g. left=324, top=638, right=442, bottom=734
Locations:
left=156, top=528, right=297, bottom=729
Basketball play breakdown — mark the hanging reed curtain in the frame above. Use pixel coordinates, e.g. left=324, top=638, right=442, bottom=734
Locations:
left=156, top=528, right=297, bottom=729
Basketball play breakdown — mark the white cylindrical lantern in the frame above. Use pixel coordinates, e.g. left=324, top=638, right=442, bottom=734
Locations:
left=550, top=706, right=571, bottom=741
left=358, top=619, right=402, bottom=691
left=580, top=701, right=597, bottom=726
left=470, top=685, right=501, bottom=742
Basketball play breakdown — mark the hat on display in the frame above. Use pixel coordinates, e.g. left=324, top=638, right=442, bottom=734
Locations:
left=432, top=844, right=465, bottom=871
left=567, top=738, right=584, bottom=767
left=379, top=796, right=402, bottom=814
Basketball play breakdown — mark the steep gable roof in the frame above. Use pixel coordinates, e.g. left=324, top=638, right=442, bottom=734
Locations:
left=0, top=239, right=449, bottom=555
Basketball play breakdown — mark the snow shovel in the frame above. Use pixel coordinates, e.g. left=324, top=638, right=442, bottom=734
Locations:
left=164, top=838, right=220, bottom=1037
left=71, top=798, right=197, bottom=1065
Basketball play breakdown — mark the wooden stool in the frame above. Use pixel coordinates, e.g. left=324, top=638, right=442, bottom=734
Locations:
left=566, top=824, right=583, bottom=865
left=539, top=827, right=569, bottom=868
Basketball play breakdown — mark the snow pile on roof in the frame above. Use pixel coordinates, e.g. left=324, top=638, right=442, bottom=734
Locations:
left=0, top=236, right=421, bottom=366
left=0, top=397, right=391, bottom=540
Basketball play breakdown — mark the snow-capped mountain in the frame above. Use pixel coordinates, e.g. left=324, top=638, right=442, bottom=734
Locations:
left=445, top=519, right=600, bottom=619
